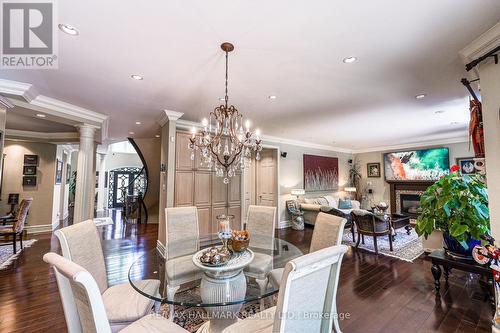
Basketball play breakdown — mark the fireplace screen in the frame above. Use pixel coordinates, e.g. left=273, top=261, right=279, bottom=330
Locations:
left=400, top=194, right=421, bottom=216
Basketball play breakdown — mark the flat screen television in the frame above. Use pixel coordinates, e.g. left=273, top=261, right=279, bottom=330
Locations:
left=384, top=147, right=449, bottom=181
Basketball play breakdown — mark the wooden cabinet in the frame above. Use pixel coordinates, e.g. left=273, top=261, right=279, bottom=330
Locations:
left=174, top=130, right=243, bottom=238
left=176, top=132, right=194, bottom=170
left=194, top=171, right=211, bottom=206
left=174, top=171, right=194, bottom=206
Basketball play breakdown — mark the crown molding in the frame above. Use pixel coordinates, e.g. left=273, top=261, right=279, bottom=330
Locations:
left=157, top=110, right=184, bottom=126
left=0, top=79, right=38, bottom=102
left=0, top=95, right=14, bottom=109
left=5, top=129, right=79, bottom=142
left=352, top=135, right=469, bottom=154
left=460, top=21, right=500, bottom=63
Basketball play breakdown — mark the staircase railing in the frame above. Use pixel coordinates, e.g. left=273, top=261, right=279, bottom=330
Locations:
left=125, top=138, right=149, bottom=223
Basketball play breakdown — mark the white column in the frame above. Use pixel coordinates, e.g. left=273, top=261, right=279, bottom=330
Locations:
left=73, top=124, right=96, bottom=223
left=96, top=152, right=107, bottom=212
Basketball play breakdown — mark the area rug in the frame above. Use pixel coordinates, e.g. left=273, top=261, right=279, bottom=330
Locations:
left=93, top=217, right=113, bottom=227
left=0, top=239, right=37, bottom=270
left=342, top=228, right=424, bottom=262
left=158, top=284, right=276, bottom=332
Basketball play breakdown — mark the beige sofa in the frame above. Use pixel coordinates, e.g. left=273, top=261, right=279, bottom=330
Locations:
left=299, top=195, right=361, bottom=225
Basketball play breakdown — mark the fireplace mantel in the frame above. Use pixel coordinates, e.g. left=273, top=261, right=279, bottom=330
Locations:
left=387, top=181, right=435, bottom=215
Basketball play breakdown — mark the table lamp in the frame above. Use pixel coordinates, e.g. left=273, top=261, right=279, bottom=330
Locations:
left=344, top=187, right=356, bottom=199
left=291, top=189, right=305, bottom=199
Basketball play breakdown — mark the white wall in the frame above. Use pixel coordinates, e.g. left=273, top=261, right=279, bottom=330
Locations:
left=479, top=60, right=500, bottom=241
left=266, top=140, right=353, bottom=225
left=355, top=141, right=472, bottom=207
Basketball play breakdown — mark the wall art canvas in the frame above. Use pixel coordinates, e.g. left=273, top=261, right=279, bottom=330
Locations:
left=384, top=147, right=449, bottom=181
left=456, top=157, right=477, bottom=175
left=303, top=154, right=338, bottom=191
left=55, top=159, right=63, bottom=184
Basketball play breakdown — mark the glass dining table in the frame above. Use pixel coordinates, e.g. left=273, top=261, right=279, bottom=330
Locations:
left=128, top=234, right=303, bottom=333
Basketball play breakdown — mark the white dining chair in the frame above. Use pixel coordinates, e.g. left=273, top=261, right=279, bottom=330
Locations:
left=244, top=205, right=277, bottom=310
left=164, top=206, right=202, bottom=320
left=43, top=252, right=188, bottom=333
left=54, top=220, right=160, bottom=332
left=268, top=212, right=346, bottom=288
left=222, top=244, right=348, bottom=333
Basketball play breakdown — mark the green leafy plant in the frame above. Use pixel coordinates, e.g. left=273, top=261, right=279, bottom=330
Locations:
left=415, top=169, right=489, bottom=244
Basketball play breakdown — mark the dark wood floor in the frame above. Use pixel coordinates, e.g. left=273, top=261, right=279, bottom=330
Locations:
left=0, top=213, right=494, bottom=333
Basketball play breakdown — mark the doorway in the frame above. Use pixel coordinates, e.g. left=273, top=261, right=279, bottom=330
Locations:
left=108, top=167, right=145, bottom=208
left=243, top=147, right=279, bottom=222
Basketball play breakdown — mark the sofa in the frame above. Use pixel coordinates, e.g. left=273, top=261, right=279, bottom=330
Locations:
left=299, top=195, right=361, bottom=225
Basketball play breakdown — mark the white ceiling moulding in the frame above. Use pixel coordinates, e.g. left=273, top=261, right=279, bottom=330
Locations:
left=460, top=21, right=500, bottom=66
left=5, top=129, right=79, bottom=142
left=157, top=109, right=184, bottom=127
left=0, top=79, right=109, bottom=141
left=352, top=135, right=469, bottom=154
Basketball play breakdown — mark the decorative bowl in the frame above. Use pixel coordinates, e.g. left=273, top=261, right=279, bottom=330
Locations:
left=230, top=230, right=250, bottom=252
left=198, top=246, right=231, bottom=266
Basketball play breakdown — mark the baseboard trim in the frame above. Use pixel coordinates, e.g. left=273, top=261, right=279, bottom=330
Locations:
left=156, top=240, right=166, bottom=258
left=278, top=220, right=291, bottom=229
left=25, top=224, right=53, bottom=234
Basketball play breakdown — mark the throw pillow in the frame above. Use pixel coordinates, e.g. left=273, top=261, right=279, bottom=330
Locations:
left=338, top=198, right=352, bottom=209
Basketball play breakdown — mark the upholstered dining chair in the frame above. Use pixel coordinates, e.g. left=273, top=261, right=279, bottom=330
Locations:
left=350, top=209, right=393, bottom=254
left=268, top=212, right=346, bottom=288
left=0, top=198, right=32, bottom=254
left=222, top=245, right=349, bottom=333
left=164, top=206, right=202, bottom=320
left=244, top=205, right=277, bottom=310
left=43, top=252, right=188, bottom=333
left=54, top=220, right=160, bottom=333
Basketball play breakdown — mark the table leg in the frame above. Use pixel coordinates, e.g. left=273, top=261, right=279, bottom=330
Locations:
left=431, top=264, right=442, bottom=292
left=443, top=266, right=449, bottom=282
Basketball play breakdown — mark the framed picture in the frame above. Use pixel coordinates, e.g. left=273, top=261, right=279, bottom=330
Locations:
left=384, top=147, right=449, bottom=181
left=66, top=164, right=71, bottom=182
left=23, top=176, right=37, bottom=186
left=24, top=154, right=39, bottom=166
left=96, top=171, right=99, bottom=188
left=367, top=162, right=381, bottom=178
left=456, top=157, right=477, bottom=175
left=303, top=154, right=339, bottom=191
left=104, top=171, right=108, bottom=188
left=23, top=165, right=37, bottom=176
left=55, top=159, right=63, bottom=184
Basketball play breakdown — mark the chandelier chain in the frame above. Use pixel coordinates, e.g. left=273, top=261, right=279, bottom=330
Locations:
left=225, top=51, right=229, bottom=108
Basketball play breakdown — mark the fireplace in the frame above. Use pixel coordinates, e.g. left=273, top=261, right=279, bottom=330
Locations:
left=388, top=181, right=434, bottom=221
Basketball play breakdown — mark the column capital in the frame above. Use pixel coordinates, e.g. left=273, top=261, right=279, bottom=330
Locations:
left=157, top=110, right=184, bottom=126
left=76, top=123, right=98, bottom=138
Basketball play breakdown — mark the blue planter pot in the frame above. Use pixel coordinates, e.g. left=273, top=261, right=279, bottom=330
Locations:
left=443, top=232, right=481, bottom=259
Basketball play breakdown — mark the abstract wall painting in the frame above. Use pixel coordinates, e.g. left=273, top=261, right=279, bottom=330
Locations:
left=303, top=154, right=339, bottom=191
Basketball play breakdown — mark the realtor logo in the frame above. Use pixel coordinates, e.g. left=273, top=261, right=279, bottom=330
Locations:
left=1, top=0, right=58, bottom=68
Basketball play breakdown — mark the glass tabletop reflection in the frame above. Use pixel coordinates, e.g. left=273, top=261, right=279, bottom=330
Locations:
left=128, top=234, right=303, bottom=307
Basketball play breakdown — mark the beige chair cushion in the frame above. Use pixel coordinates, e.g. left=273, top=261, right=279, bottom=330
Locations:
left=120, top=314, right=189, bottom=333
left=221, top=306, right=276, bottom=333
left=103, top=279, right=159, bottom=325
left=165, top=255, right=202, bottom=285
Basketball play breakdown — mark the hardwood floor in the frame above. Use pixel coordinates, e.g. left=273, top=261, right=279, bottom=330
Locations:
left=0, top=214, right=493, bottom=333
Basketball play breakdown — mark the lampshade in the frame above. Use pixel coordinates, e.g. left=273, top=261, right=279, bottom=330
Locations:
left=291, top=189, right=305, bottom=196
left=344, top=187, right=357, bottom=193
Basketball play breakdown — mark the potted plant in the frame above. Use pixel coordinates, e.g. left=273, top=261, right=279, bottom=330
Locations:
left=415, top=165, right=489, bottom=258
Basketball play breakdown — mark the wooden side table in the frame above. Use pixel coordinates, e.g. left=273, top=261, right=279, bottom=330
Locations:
left=428, top=249, right=494, bottom=304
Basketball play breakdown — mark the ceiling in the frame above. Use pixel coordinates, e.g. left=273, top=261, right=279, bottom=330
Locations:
left=6, top=106, right=77, bottom=133
left=0, top=0, right=499, bottom=150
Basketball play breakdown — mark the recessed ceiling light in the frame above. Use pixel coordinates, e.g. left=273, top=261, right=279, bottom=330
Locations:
left=450, top=121, right=460, bottom=125
left=434, top=110, right=445, bottom=114
left=155, top=134, right=160, bottom=138
left=58, top=23, right=79, bottom=36
left=343, top=56, right=357, bottom=63
left=135, top=121, right=141, bottom=125
left=219, top=97, right=225, bottom=101
left=129, top=131, right=135, bottom=135
left=268, top=95, right=277, bottom=100
left=131, top=74, right=143, bottom=80
left=415, top=94, right=426, bottom=99
left=36, top=113, right=46, bottom=118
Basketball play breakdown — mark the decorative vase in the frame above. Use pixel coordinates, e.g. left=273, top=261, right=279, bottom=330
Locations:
left=443, top=232, right=481, bottom=259
left=292, top=215, right=304, bottom=230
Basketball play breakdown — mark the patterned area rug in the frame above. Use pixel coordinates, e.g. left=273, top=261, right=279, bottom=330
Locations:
left=158, top=286, right=276, bottom=332
left=93, top=217, right=114, bottom=227
left=0, top=239, right=37, bottom=270
left=342, top=228, right=424, bottom=262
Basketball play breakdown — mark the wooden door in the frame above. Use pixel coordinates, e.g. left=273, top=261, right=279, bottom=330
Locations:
left=212, top=174, right=227, bottom=206
left=256, top=149, right=277, bottom=207
left=174, top=171, right=194, bottom=206
left=194, top=171, right=211, bottom=206
left=243, top=162, right=255, bottom=219
left=197, top=207, right=212, bottom=236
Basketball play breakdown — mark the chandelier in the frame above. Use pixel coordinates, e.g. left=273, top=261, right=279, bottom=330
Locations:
left=189, top=42, right=262, bottom=184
